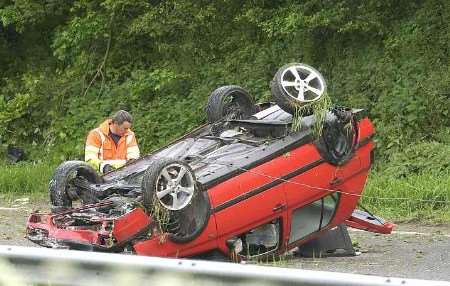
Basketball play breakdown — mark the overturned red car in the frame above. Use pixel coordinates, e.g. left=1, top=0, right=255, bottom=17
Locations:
left=26, top=63, right=393, bottom=260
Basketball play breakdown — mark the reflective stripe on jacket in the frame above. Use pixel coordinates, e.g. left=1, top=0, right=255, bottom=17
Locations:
left=85, top=119, right=140, bottom=172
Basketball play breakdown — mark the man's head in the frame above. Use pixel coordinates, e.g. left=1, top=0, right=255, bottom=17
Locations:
left=110, top=110, right=133, bottom=136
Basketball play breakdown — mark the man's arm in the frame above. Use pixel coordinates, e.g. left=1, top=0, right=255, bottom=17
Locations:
left=85, top=130, right=102, bottom=172
left=126, top=132, right=140, bottom=160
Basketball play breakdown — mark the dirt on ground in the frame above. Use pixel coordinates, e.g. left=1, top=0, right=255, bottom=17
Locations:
left=1, top=197, right=449, bottom=282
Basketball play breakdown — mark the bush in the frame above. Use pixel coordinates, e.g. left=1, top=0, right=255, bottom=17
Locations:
left=0, top=0, right=450, bottom=179
left=378, top=141, right=450, bottom=178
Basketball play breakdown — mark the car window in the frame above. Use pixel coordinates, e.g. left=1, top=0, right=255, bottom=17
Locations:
left=288, top=193, right=340, bottom=244
left=228, top=219, right=281, bottom=259
left=322, top=193, right=339, bottom=227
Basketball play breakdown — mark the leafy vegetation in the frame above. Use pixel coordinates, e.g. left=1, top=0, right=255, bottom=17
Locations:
left=0, top=1, right=449, bottom=221
left=380, top=141, right=450, bottom=177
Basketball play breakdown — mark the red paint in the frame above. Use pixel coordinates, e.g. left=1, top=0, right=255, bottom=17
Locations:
left=112, top=208, right=151, bottom=242
left=27, top=208, right=150, bottom=248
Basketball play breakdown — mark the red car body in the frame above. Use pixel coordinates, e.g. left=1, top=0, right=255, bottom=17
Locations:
left=26, top=107, right=393, bottom=259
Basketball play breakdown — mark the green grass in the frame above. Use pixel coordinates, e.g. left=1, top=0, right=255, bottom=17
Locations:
left=363, top=171, right=450, bottom=223
left=0, top=161, right=54, bottom=199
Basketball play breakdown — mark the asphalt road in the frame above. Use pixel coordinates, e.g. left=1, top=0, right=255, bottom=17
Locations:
left=1, top=198, right=449, bottom=282
left=284, top=225, right=450, bottom=281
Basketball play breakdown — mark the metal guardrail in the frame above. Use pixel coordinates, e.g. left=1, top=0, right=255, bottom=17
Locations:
left=0, top=245, right=449, bottom=286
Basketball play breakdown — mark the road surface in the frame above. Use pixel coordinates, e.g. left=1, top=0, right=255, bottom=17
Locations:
left=1, top=197, right=449, bottom=281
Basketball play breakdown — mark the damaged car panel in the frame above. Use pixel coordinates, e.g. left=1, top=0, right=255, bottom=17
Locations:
left=26, top=63, right=393, bottom=260
left=27, top=201, right=151, bottom=251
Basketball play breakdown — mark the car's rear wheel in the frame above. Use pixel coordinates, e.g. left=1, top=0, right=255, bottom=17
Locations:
left=142, top=158, right=210, bottom=243
left=206, top=85, right=256, bottom=124
left=271, top=63, right=327, bottom=115
left=49, top=161, right=102, bottom=211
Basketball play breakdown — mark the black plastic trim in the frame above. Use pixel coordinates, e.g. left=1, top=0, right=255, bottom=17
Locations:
left=351, top=108, right=368, bottom=121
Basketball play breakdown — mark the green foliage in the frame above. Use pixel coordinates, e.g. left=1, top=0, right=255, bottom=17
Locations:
left=291, top=94, right=331, bottom=136
left=0, top=0, right=449, bottom=178
left=377, top=141, right=450, bottom=178
left=0, top=161, right=54, bottom=195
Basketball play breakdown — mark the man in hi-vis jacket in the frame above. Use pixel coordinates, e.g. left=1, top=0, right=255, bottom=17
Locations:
left=85, top=110, right=140, bottom=173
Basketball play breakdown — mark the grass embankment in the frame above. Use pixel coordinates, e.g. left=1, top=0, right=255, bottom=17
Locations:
left=0, top=162, right=449, bottom=223
left=0, top=162, right=53, bottom=203
left=363, top=172, right=450, bottom=223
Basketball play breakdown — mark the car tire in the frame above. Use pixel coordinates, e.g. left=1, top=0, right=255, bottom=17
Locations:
left=315, top=108, right=358, bottom=165
left=142, top=158, right=210, bottom=243
left=206, top=85, right=257, bottom=124
left=142, top=158, right=198, bottom=211
left=49, top=161, right=102, bottom=210
left=271, top=63, right=327, bottom=115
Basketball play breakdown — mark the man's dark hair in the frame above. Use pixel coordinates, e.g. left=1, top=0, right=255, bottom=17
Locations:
left=112, top=110, right=133, bottom=124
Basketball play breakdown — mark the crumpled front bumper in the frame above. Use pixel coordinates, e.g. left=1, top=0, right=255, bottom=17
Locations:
left=26, top=203, right=151, bottom=251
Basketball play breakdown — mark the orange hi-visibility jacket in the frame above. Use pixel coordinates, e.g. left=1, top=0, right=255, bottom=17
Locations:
left=85, top=119, right=140, bottom=173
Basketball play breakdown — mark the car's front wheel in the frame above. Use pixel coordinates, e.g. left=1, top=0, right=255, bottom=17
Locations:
left=206, top=85, right=256, bottom=123
left=141, top=158, right=210, bottom=243
left=142, top=159, right=197, bottom=211
left=49, top=161, right=102, bottom=211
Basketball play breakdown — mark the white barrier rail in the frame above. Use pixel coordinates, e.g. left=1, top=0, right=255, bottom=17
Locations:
left=0, top=245, right=449, bottom=286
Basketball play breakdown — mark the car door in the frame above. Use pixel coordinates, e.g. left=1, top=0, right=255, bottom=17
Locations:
left=276, top=142, right=344, bottom=246
left=279, top=143, right=336, bottom=210
left=287, top=192, right=340, bottom=245
left=208, top=156, right=288, bottom=253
